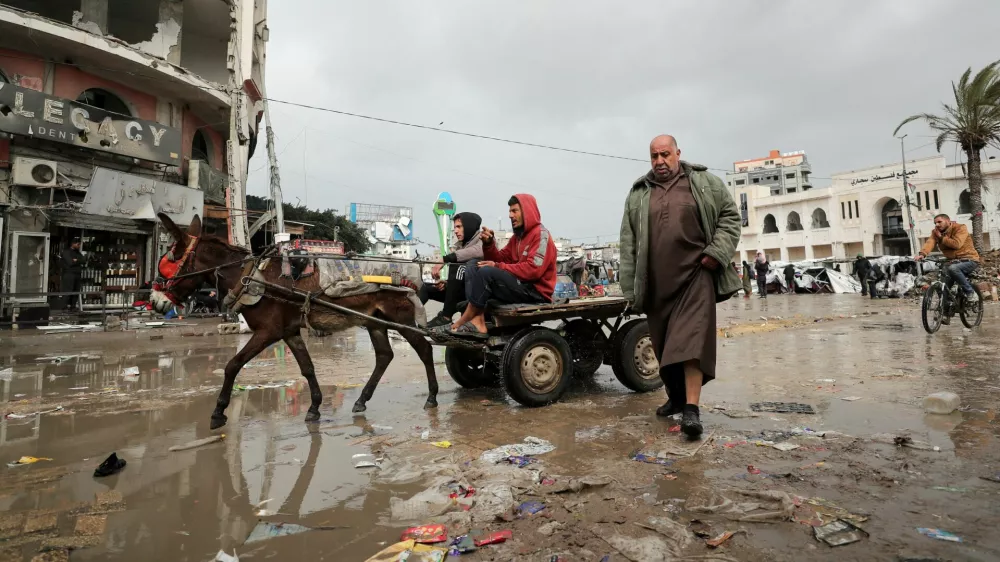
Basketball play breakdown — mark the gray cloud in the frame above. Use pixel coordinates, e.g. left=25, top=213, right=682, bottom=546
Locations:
left=247, top=0, right=1000, bottom=244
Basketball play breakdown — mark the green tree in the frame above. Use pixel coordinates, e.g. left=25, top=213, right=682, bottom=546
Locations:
left=246, top=195, right=372, bottom=253
left=895, top=60, right=1000, bottom=255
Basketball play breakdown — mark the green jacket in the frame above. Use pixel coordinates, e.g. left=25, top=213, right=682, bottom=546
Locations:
left=619, top=161, right=742, bottom=313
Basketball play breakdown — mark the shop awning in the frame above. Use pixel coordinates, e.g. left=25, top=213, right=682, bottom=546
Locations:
left=47, top=210, right=154, bottom=235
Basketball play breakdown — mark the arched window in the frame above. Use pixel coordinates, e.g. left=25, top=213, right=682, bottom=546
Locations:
left=958, top=190, right=985, bottom=214
left=762, top=214, right=779, bottom=234
left=812, top=208, right=830, bottom=229
left=192, top=129, right=212, bottom=164
left=787, top=211, right=804, bottom=231
left=881, top=199, right=903, bottom=235
left=76, top=88, right=131, bottom=116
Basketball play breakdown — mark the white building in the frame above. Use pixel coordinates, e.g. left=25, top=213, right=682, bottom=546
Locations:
left=727, top=149, right=814, bottom=197
left=733, top=154, right=1000, bottom=264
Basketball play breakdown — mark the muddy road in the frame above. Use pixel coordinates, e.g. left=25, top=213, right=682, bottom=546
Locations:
left=1, top=295, right=999, bottom=561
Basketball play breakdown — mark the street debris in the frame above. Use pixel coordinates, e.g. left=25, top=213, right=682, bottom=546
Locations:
left=772, top=442, right=800, bottom=452
left=517, top=501, right=546, bottom=516
left=480, top=437, right=555, bottom=463
left=538, top=521, right=564, bottom=536
left=871, top=433, right=938, bottom=451
left=121, top=366, right=139, bottom=377
left=169, top=434, right=225, bottom=452
left=353, top=453, right=382, bottom=469
left=931, top=486, right=966, bottom=493
left=631, top=452, right=675, bottom=466
left=364, top=540, right=446, bottom=562
left=706, top=530, right=740, bottom=548
left=505, top=455, right=538, bottom=467
left=429, top=441, right=452, bottom=448
left=448, top=534, right=477, bottom=555
left=813, top=519, right=868, bottom=546
left=800, top=497, right=869, bottom=525
left=750, top=402, right=816, bottom=414
left=923, top=392, right=961, bottom=414
left=916, top=528, right=962, bottom=542
left=214, top=550, right=239, bottom=562
left=541, top=475, right=612, bottom=494
left=232, top=381, right=295, bottom=392
left=841, top=396, right=862, bottom=401
left=4, top=405, right=65, bottom=419
left=979, top=473, right=1000, bottom=483
left=7, top=456, right=53, bottom=467
left=93, top=452, right=126, bottom=477
left=474, top=530, right=512, bottom=546
left=244, top=522, right=334, bottom=544
left=400, top=524, right=447, bottom=544
left=0, top=367, right=11, bottom=381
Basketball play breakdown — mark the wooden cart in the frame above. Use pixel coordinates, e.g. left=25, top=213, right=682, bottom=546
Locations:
left=438, top=297, right=661, bottom=407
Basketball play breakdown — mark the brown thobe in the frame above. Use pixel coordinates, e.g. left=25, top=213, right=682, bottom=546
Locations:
left=645, top=169, right=717, bottom=387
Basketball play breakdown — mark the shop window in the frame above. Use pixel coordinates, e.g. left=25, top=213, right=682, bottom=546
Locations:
left=762, top=214, right=779, bottom=234
left=76, top=88, right=132, bottom=117
left=192, top=129, right=213, bottom=165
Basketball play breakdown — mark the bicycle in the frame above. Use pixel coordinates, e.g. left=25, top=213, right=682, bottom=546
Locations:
left=920, top=256, right=984, bottom=334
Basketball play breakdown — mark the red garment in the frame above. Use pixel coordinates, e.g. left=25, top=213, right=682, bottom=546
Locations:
left=483, top=193, right=557, bottom=301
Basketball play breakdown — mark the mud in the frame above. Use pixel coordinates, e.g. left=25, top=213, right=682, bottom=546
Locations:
left=0, top=295, right=998, bottom=561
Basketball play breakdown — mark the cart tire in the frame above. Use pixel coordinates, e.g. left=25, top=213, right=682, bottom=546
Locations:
left=612, top=320, right=663, bottom=393
left=560, top=319, right=607, bottom=377
left=445, top=347, right=497, bottom=389
left=502, top=327, right=573, bottom=407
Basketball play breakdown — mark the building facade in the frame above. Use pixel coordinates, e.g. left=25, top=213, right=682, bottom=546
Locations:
left=726, top=149, right=814, bottom=199
left=0, top=0, right=267, bottom=321
left=732, top=153, right=1000, bottom=264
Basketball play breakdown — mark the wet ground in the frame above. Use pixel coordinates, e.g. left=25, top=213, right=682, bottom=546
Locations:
left=1, top=295, right=999, bottom=561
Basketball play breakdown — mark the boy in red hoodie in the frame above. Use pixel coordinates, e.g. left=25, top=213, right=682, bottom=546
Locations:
left=450, top=194, right=557, bottom=336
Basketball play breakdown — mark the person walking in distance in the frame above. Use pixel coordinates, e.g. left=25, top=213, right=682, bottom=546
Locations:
left=741, top=260, right=754, bottom=298
left=783, top=263, right=796, bottom=295
left=618, top=135, right=742, bottom=439
left=754, top=252, right=769, bottom=299
left=853, top=253, right=872, bottom=297
left=60, top=238, right=85, bottom=311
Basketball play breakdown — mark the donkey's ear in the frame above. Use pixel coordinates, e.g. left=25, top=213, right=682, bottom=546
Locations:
left=187, top=215, right=202, bottom=238
left=158, top=212, right=187, bottom=244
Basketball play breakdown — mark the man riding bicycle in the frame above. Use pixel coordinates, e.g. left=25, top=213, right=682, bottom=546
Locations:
left=915, top=214, right=980, bottom=309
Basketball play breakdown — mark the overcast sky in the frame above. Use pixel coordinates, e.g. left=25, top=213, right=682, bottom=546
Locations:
left=245, top=0, right=1000, bottom=247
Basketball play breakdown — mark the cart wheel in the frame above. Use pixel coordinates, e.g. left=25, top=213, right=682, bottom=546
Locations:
left=612, top=320, right=663, bottom=393
left=502, top=327, right=573, bottom=407
left=445, top=347, right=498, bottom=389
left=560, top=319, right=607, bottom=377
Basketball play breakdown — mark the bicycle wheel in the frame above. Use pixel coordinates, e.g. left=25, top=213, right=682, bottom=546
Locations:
left=960, top=285, right=984, bottom=329
left=922, top=284, right=944, bottom=334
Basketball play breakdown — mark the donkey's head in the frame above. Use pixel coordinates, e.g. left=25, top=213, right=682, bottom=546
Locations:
left=150, top=213, right=242, bottom=314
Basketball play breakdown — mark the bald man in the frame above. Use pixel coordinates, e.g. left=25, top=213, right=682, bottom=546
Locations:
left=619, top=135, right=742, bottom=438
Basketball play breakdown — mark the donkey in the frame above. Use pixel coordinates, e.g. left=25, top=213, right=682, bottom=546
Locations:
left=149, top=213, right=439, bottom=430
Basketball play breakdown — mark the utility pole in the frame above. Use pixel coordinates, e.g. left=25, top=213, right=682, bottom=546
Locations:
left=898, top=135, right=918, bottom=255
left=262, top=94, right=286, bottom=241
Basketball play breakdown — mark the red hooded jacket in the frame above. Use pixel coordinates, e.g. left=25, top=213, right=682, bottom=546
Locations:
left=483, top=193, right=557, bottom=301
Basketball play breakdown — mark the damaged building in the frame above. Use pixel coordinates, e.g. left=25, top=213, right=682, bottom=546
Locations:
left=0, top=0, right=267, bottom=324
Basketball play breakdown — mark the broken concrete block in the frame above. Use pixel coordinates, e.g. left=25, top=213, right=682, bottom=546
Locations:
left=39, top=536, right=101, bottom=551
left=74, top=515, right=106, bottom=536
left=0, top=514, right=25, bottom=540
left=923, top=392, right=961, bottom=414
left=24, top=512, right=59, bottom=534
left=30, top=549, right=70, bottom=562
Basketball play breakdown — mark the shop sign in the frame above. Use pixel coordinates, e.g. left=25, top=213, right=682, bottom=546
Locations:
left=0, top=83, right=181, bottom=165
left=83, top=167, right=204, bottom=225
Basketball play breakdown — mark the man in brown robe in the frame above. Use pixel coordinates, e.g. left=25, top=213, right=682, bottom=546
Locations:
left=619, top=135, right=742, bottom=439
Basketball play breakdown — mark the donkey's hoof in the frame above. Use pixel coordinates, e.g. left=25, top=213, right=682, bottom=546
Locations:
left=424, top=398, right=438, bottom=410
left=210, top=414, right=228, bottom=430
left=304, top=410, right=320, bottom=423
left=352, top=402, right=367, bottom=414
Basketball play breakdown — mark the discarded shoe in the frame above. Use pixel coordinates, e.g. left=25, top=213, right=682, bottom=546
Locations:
left=681, top=407, right=703, bottom=439
left=656, top=400, right=682, bottom=418
left=93, top=453, right=126, bottom=477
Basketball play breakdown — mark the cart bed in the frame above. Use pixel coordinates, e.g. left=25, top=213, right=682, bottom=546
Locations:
left=490, top=297, right=629, bottom=327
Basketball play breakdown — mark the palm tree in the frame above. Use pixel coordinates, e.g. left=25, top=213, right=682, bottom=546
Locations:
left=894, top=61, right=1000, bottom=255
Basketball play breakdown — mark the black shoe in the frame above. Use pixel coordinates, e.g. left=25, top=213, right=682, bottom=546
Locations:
left=681, top=407, right=703, bottom=439
left=656, top=400, right=682, bottom=417
left=426, top=315, right=452, bottom=329
left=93, top=453, right=126, bottom=477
